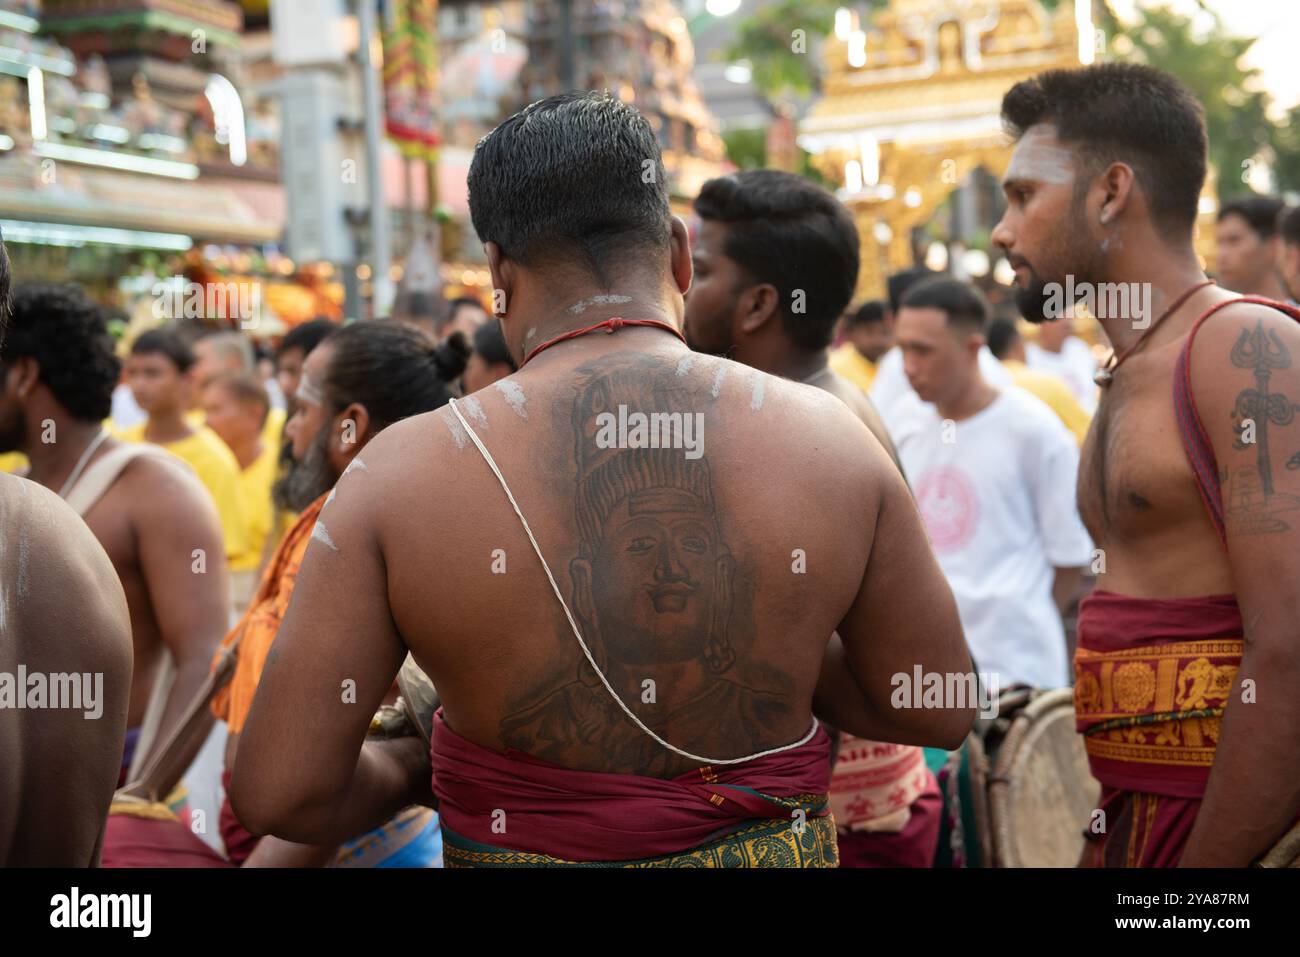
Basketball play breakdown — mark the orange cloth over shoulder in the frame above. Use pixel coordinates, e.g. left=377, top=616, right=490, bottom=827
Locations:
left=211, top=492, right=328, bottom=734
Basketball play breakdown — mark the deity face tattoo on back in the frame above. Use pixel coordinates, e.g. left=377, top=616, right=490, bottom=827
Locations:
left=569, top=366, right=735, bottom=674
left=497, top=358, right=789, bottom=775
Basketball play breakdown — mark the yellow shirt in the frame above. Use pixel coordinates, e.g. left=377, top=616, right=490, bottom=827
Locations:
left=0, top=452, right=27, bottom=473
left=190, top=404, right=286, bottom=447
left=262, top=406, right=286, bottom=447
left=231, top=439, right=280, bottom=572
left=829, top=343, right=878, bottom=393
left=118, top=422, right=250, bottom=561
left=1003, top=359, right=1092, bottom=447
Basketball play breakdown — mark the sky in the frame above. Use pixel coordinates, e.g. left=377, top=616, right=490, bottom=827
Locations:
left=1111, top=0, right=1300, bottom=114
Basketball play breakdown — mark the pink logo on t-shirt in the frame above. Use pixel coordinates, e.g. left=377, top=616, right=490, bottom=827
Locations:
left=916, top=465, right=980, bottom=552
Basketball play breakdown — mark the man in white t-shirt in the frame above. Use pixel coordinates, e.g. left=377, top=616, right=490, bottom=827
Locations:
left=1024, top=314, right=1098, bottom=413
left=892, top=277, right=1093, bottom=689
left=868, top=268, right=1014, bottom=430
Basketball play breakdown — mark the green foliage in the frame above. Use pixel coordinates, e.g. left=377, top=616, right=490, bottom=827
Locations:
left=1109, top=5, right=1275, bottom=200
left=722, top=126, right=767, bottom=168
left=719, top=0, right=844, bottom=99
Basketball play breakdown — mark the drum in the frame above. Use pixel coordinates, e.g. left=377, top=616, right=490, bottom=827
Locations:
left=368, top=653, right=440, bottom=744
left=987, top=688, right=1100, bottom=867
left=1258, top=821, right=1300, bottom=868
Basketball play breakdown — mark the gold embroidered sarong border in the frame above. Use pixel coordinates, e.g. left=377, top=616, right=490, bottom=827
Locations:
left=1074, top=639, right=1242, bottom=768
left=443, top=811, right=840, bottom=868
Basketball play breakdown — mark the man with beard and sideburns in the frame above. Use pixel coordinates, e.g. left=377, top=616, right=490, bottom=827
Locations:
left=208, top=322, right=468, bottom=867
left=993, top=62, right=1300, bottom=867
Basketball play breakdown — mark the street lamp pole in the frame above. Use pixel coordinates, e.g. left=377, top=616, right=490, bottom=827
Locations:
left=357, top=0, right=394, bottom=317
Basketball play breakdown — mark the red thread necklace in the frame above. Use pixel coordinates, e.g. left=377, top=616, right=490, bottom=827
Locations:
left=519, top=317, right=687, bottom=368
left=1094, top=279, right=1215, bottom=386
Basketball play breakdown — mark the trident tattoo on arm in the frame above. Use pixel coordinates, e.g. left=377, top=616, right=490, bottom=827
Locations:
left=1231, top=321, right=1298, bottom=496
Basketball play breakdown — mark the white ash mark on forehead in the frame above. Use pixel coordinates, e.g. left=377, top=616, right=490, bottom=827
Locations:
left=495, top=380, right=529, bottom=420
left=750, top=373, right=766, bottom=411
left=710, top=364, right=727, bottom=398
left=1006, top=129, right=1076, bottom=186
left=311, top=520, right=339, bottom=552
left=676, top=354, right=695, bottom=377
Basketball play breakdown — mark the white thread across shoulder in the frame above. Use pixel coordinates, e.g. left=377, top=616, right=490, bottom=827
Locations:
left=447, top=397, right=819, bottom=766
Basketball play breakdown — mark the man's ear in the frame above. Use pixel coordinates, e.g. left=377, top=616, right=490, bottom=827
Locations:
left=485, top=241, right=512, bottom=317
left=669, top=216, right=694, bottom=296
left=1097, top=161, right=1137, bottom=226
left=335, top=402, right=372, bottom=460
left=738, top=283, right=781, bottom=335
left=8, top=355, right=40, bottom=398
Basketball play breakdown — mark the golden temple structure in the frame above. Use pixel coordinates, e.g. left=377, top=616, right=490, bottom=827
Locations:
left=799, top=0, right=1218, bottom=299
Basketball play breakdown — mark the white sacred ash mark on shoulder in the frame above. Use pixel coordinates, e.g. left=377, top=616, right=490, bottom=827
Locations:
left=676, top=354, right=695, bottom=377
left=323, top=487, right=337, bottom=510
left=525, top=326, right=538, bottom=342
left=750, top=372, right=765, bottom=411
left=441, top=408, right=468, bottom=448
left=710, top=364, right=727, bottom=398
left=312, top=520, right=339, bottom=551
left=461, top=395, right=488, bottom=428
left=343, top=457, right=368, bottom=475
left=495, top=380, right=528, bottom=419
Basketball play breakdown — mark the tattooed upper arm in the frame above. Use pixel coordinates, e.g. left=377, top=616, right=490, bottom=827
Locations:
left=1193, top=307, right=1300, bottom=541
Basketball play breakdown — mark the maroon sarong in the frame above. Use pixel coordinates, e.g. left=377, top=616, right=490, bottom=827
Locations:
left=430, top=710, right=833, bottom=863
left=101, top=806, right=233, bottom=868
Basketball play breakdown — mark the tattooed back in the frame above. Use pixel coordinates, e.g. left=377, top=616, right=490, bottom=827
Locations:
left=358, top=344, right=906, bottom=778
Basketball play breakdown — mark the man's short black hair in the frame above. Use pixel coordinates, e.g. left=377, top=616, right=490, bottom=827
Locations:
left=846, top=300, right=886, bottom=329
left=1280, top=206, right=1300, bottom=247
left=694, top=169, right=859, bottom=352
left=985, top=316, right=1021, bottom=360
left=279, top=318, right=338, bottom=360
left=1219, top=195, right=1285, bottom=240
left=131, top=328, right=195, bottom=372
left=899, top=276, right=989, bottom=333
left=468, top=92, right=671, bottom=284
left=472, top=319, right=516, bottom=371
left=887, top=267, right=937, bottom=316
left=1001, top=63, right=1207, bottom=240
left=448, top=296, right=485, bottom=316
left=1, top=282, right=120, bottom=422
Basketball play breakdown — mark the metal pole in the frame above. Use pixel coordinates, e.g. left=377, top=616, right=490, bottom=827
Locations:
left=357, top=0, right=394, bottom=317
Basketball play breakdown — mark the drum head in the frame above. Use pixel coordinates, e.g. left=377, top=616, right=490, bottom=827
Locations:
left=989, top=688, right=1100, bottom=867
left=396, top=654, right=440, bottom=747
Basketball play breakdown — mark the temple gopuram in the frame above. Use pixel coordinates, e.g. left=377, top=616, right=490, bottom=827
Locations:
left=519, top=0, right=729, bottom=210
left=799, top=0, right=1217, bottom=299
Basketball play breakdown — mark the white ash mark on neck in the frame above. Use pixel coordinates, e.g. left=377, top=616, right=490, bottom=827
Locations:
left=566, top=294, right=633, bottom=316
left=495, top=380, right=529, bottom=420
left=675, top=354, right=695, bottom=377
